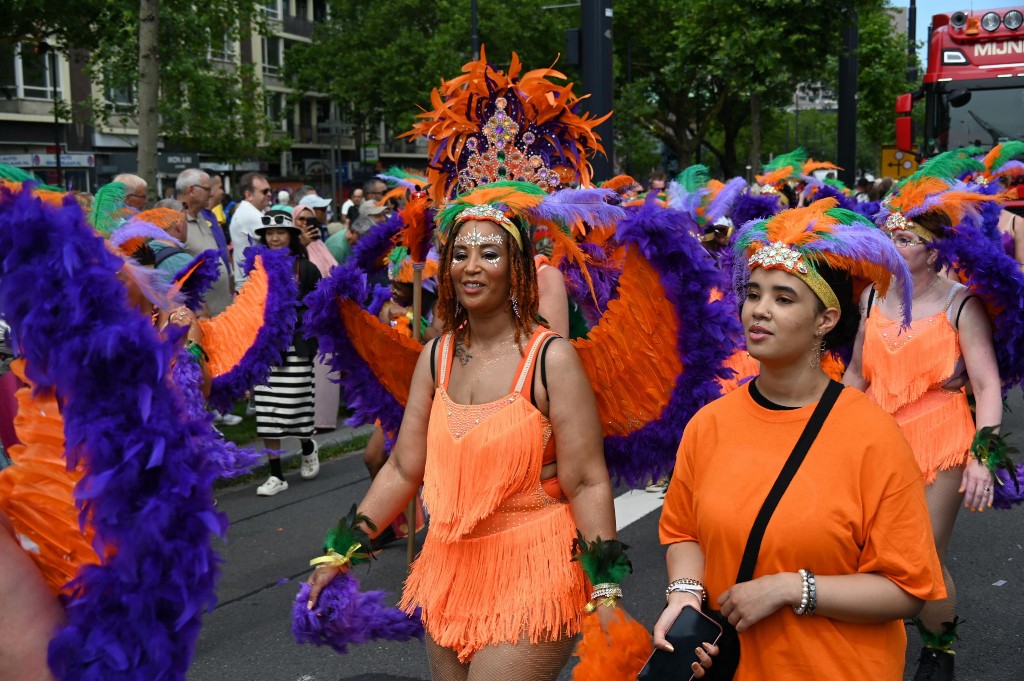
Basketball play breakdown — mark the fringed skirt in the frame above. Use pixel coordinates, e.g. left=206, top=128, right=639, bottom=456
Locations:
left=254, top=346, right=315, bottom=439
left=892, top=388, right=974, bottom=483
left=400, top=494, right=588, bottom=662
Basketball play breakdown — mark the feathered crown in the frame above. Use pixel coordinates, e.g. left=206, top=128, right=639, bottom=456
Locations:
left=877, top=149, right=995, bottom=240
left=977, top=141, right=1024, bottom=188
left=402, top=47, right=610, bottom=204
left=755, top=148, right=807, bottom=199
left=734, top=198, right=913, bottom=324
left=667, top=165, right=746, bottom=231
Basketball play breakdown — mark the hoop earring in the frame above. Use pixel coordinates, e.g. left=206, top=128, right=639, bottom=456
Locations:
left=511, top=296, right=520, bottom=318
left=810, top=333, right=824, bottom=369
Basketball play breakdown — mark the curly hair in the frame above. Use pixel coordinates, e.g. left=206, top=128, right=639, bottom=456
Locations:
left=436, top=219, right=539, bottom=348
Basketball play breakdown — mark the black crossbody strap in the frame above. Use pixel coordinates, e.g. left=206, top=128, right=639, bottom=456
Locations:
left=735, top=380, right=844, bottom=584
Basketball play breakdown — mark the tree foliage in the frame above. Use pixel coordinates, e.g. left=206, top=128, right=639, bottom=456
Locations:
left=612, top=0, right=912, bottom=177
left=284, top=0, right=578, bottom=143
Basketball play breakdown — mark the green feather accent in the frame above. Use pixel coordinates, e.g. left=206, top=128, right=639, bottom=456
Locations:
left=824, top=207, right=873, bottom=228
left=993, top=140, right=1024, bottom=172
left=0, top=163, right=63, bottom=192
left=388, top=245, right=410, bottom=279
left=322, top=504, right=377, bottom=566
left=822, top=177, right=849, bottom=192
left=435, top=180, right=544, bottom=236
left=571, top=531, right=633, bottom=586
left=970, top=426, right=1020, bottom=492
left=915, top=616, right=962, bottom=652
left=912, top=149, right=984, bottom=181
left=675, top=164, right=710, bottom=193
left=764, top=147, right=807, bottom=173
left=385, top=165, right=427, bottom=184
left=89, top=182, right=128, bottom=235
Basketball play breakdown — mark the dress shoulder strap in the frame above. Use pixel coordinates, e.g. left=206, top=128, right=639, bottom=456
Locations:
left=512, top=329, right=558, bottom=396
left=439, top=333, right=455, bottom=390
left=942, top=282, right=966, bottom=313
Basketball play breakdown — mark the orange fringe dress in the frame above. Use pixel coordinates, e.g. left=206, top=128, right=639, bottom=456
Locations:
left=399, top=328, right=589, bottom=661
left=862, top=285, right=975, bottom=483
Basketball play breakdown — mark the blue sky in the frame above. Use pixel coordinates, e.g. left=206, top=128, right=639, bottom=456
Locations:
left=908, top=0, right=1022, bottom=62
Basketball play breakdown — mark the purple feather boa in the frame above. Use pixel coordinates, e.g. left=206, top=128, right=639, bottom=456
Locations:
left=559, top=240, right=622, bottom=326
left=0, top=185, right=226, bottom=679
left=853, top=199, right=881, bottom=221
left=993, top=462, right=1024, bottom=509
left=931, top=219, right=1024, bottom=392
left=173, top=249, right=221, bottom=312
left=292, top=575, right=423, bottom=653
left=206, top=244, right=299, bottom=413
left=352, top=212, right=403, bottom=274
left=171, top=348, right=262, bottom=479
left=602, top=194, right=741, bottom=485
left=304, top=261, right=408, bottom=435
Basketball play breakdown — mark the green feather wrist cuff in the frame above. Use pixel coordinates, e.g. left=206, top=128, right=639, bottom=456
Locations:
left=971, top=426, right=1021, bottom=492
left=322, top=504, right=377, bottom=567
left=571, top=531, right=632, bottom=586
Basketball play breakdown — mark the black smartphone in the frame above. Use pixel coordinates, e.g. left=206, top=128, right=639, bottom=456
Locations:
left=637, top=605, right=723, bottom=681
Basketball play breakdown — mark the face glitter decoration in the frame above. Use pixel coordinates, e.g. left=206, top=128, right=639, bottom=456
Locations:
left=454, top=224, right=505, bottom=248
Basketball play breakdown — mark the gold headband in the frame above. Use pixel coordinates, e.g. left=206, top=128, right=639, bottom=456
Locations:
left=883, top=211, right=934, bottom=243
left=454, top=204, right=523, bottom=249
left=748, top=241, right=841, bottom=310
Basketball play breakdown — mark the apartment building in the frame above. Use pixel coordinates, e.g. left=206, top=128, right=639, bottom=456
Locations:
left=0, top=0, right=427, bottom=201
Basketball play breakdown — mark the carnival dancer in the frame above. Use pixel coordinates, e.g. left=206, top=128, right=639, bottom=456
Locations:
left=844, top=160, right=1023, bottom=680
left=254, top=208, right=323, bottom=495
left=306, top=185, right=628, bottom=679
left=656, top=199, right=945, bottom=680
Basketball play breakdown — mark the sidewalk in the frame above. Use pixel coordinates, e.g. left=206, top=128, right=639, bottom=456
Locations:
left=251, top=421, right=375, bottom=469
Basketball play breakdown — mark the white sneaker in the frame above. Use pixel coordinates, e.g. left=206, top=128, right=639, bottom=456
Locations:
left=256, top=475, right=289, bottom=496
left=645, top=477, right=669, bottom=493
left=215, top=412, right=243, bottom=426
left=300, top=441, right=320, bottom=480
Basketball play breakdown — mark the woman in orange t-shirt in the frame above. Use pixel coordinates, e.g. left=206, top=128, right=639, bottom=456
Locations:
left=654, top=200, right=945, bottom=680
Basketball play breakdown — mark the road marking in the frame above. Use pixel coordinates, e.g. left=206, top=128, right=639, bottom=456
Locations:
left=615, top=489, right=665, bottom=531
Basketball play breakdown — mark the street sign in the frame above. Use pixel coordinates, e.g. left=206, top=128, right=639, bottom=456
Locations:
left=362, top=145, right=379, bottom=163
left=881, top=145, right=919, bottom=179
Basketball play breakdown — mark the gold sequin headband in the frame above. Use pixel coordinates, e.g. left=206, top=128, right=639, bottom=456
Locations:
left=748, top=241, right=841, bottom=310
left=883, top=211, right=934, bottom=243
left=454, top=204, right=523, bottom=249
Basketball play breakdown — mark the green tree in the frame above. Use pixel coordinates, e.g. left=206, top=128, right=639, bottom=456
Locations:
left=284, top=0, right=578, bottom=153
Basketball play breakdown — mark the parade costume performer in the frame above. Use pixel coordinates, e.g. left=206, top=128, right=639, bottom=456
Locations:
left=655, top=198, right=945, bottom=681
left=970, top=141, right=1024, bottom=263
left=844, top=157, right=1024, bottom=680
left=295, top=50, right=741, bottom=680
left=0, top=174, right=297, bottom=679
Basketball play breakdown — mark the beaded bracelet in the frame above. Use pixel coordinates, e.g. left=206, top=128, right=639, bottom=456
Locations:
left=792, top=569, right=817, bottom=615
left=666, top=577, right=706, bottom=604
left=584, top=582, right=623, bottom=612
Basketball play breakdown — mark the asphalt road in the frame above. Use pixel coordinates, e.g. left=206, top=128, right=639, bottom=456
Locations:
left=191, top=391, right=1024, bottom=681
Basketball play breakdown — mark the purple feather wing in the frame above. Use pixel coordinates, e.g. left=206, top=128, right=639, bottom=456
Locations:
left=203, top=244, right=300, bottom=413
left=173, top=249, right=221, bottom=312
left=573, top=194, right=741, bottom=485
left=0, top=185, right=226, bottom=679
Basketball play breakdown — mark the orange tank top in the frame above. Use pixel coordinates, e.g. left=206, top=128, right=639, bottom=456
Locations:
left=423, top=328, right=560, bottom=543
left=863, top=285, right=964, bottom=414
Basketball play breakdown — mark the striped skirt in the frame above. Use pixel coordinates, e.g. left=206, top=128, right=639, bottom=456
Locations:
left=254, top=346, right=315, bottom=439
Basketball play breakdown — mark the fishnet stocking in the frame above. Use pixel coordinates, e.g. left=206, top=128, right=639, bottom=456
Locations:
left=918, top=466, right=963, bottom=635
left=425, top=633, right=577, bottom=681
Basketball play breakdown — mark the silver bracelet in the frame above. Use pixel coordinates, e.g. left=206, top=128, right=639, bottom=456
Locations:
left=590, top=583, right=623, bottom=601
left=792, top=569, right=817, bottom=615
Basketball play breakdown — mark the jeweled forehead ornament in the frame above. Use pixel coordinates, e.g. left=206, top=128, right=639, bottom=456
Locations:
left=454, top=203, right=522, bottom=249
left=748, top=241, right=841, bottom=310
left=883, top=210, right=933, bottom=242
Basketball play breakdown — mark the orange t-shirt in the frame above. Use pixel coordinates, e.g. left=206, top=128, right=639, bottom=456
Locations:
left=660, top=383, right=945, bottom=681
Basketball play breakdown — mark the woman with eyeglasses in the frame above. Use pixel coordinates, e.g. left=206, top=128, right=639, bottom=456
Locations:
left=844, top=175, right=1001, bottom=681
left=253, top=209, right=323, bottom=496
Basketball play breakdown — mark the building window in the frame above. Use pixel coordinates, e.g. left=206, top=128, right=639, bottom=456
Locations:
left=313, top=0, right=328, bottom=22
left=209, top=33, right=236, bottom=63
left=262, top=37, right=283, bottom=76
left=107, top=83, right=134, bottom=112
left=296, top=0, right=309, bottom=20
left=266, top=91, right=287, bottom=131
left=0, top=43, right=62, bottom=100
left=263, top=1, right=282, bottom=21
